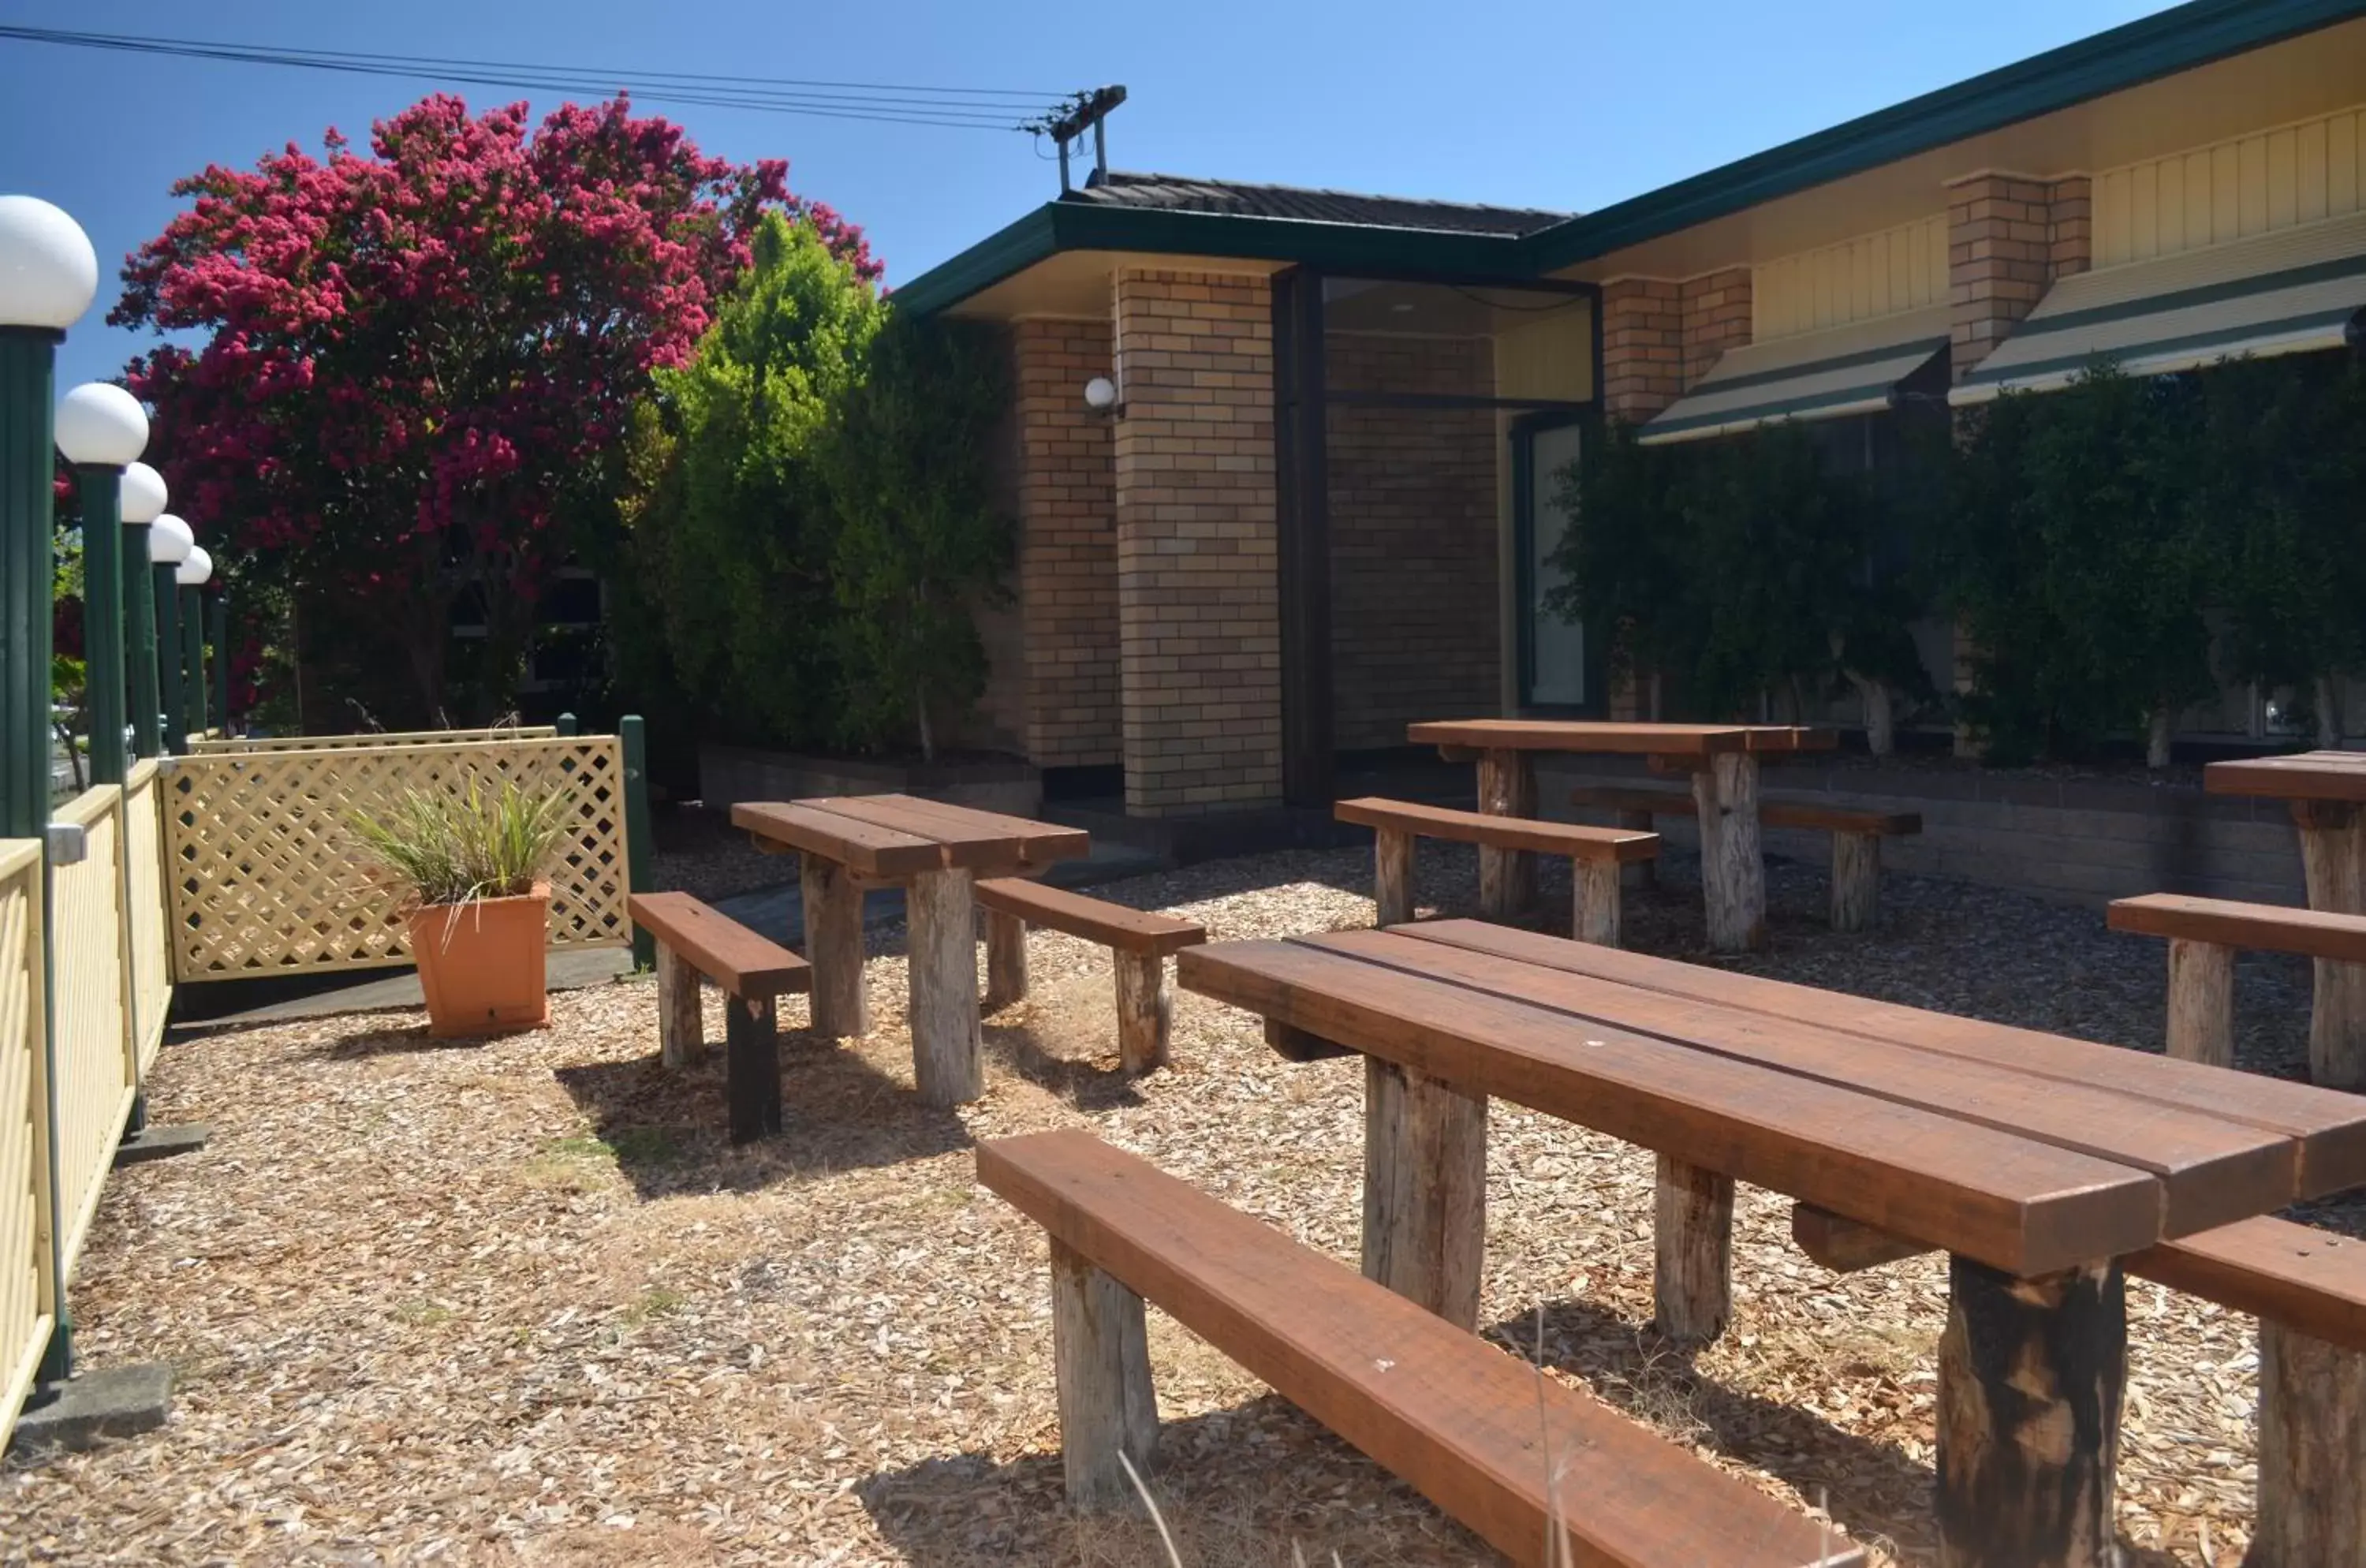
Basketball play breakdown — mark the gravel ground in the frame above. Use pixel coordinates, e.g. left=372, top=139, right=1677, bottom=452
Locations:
left=0, top=841, right=2338, bottom=1566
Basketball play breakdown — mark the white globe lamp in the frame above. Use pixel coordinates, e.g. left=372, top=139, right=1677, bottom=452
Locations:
left=120, top=461, right=167, bottom=525
left=0, top=196, right=99, bottom=333
left=54, top=382, right=147, bottom=467
left=55, top=384, right=152, bottom=782
left=149, top=513, right=193, bottom=566
left=175, top=546, right=213, bottom=588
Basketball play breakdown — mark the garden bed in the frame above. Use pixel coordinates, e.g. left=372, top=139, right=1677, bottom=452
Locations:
left=0, top=843, right=2338, bottom=1565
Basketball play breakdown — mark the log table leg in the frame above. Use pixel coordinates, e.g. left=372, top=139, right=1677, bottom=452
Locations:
left=1653, top=1155, right=1733, bottom=1342
left=1830, top=831, right=1880, bottom=933
left=2294, top=801, right=2366, bottom=1089
left=1114, top=952, right=1169, bottom=1075
left=2255, top=1320, right=2366, bottom=1567
left=2164, top=937, right=2235, bottom=1067
left=724, top=991, right=781, bottom=1144
left=1374, top=825, right=1415, bottom=928
left=983, top=907, right=1028, bottom=1011
left=800, top=856, right=869, bottom=1039
left=1476, top=748, right=1536, bottom=919
left=1692, top=752, right=1767, bottom=953
left=907, top=866, right=983, bottom=1107
left=1363, top=1057, right=1487, bottom=1331
left=1936, top=1254, right=2125, bottom=1568
left=655, top=939, right=703, bottom=1067
left=1573, top=857, right=1621, bottom=947
left=1050, top=1236, right=1159, bottom=1510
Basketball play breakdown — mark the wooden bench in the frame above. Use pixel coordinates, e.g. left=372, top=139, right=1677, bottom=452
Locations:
left=2108, top=893, right=2366, bottom=1069
left=1569, top=785, right=1921, bottom=932
left=1333, top=796, right=1658, bottom=946
left=627, top=891, right=811, bottom=1144
left=978, top=1128, right=1860, bottom=1566
left=972, top=879, right=1205, bottom=1074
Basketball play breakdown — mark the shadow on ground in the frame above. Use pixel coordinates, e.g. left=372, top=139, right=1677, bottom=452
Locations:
left=553, top=1031, right=970, bottom=1197
left=1483, top=1295, right=2184, bottom=1568
left=300, top=1018, right=516, bottom=1059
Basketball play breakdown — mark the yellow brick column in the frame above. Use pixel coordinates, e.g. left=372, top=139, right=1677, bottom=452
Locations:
left=1110, top=268, right=1283, bottom=816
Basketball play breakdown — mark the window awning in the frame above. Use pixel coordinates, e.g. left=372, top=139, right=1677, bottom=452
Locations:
left=1638, top=306, right=1950, bottom=445
left=1951, top=211, right=2366, bottom=405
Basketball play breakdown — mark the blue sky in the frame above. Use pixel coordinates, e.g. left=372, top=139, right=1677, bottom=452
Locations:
left=3, top=0, right=2176, bottom=392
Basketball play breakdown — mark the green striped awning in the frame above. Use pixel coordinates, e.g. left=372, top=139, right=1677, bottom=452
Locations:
left=1952, top=211, right=2366, bottom=405
left=1639, top=306, right=1950, bottom=445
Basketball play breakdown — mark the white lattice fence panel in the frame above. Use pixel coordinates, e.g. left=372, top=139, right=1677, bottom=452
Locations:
left=49, top=790, right=134, bottom=1285
left=191, top=726, right=557, bottom=754
left=166, top=736, right=631, bottom=983
left=0, top=840, right=50, bottom=1448
left=124, top=763, right=171, bottom=1073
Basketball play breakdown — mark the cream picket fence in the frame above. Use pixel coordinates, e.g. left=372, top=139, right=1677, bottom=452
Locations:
left=165, top=734, right=631, bottom=983
left=123, top=763, right=170, bottom=1075
left=48, top=788, right=140, bottom=1286
left=188, top=726, right=557, bottom=754
left=0, top=838, right=52, bottom=1446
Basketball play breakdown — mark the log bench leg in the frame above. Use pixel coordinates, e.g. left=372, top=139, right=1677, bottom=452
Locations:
left=1363, top=1057, right=1487, bottom=1331
left=655, top=938, right=703, bottom=1067
left=1573, top=857, right=1621, bottom=948
left=2255, top=1320, right=2366, bottom=1567
left=1692, top=752, right=1766, bottom=953
left=1050, top=1235, right=1159, bottom=1510
left=1618, top=808, right=1657, bottom=890
left=2294, top=802, right=2366, bottom=1090
left=1374, top=825, right=1415, bottom=928
left=1476, top=748, right=1536, bottom=919
left=984, top=908, right=1028, bottom=1011
left=1653, top=1155, right=1733, bottom=1342
left=801, top=856, right=869, bottom=1040
left=908, top=866, right=983, bottom=1107
left=1935, top=1254, right=2125, bottom=1568
left=724, top=991, right=781, bottom=1144
left=1830, top=831, right=1880, bottom=934
left=2164, top=937, right=2235, bottom=1068
left=1114, top=952, right=1169, bottom=1075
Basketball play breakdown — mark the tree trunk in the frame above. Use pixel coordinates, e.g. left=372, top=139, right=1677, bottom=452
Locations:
left=2316, top=674, right=2345, bottom=748
left=1849, top=672, right=1896, bottom=756
left=2145, top=707, right=2173, bottom=771
left=914, top=675, right=935, bottom=764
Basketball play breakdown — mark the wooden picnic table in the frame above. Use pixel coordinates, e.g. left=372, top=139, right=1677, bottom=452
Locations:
left=1407, top=719, right=1834, bottom=951
left=2206, top=751, right=2366, bottom=1088
left=730, top=794, right=1088, bottom=1106
left=1177, top=917, right=2366, bottom=1567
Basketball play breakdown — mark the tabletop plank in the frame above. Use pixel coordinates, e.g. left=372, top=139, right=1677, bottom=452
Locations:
left=800, top=794, right=1087, bottom=871
left=1177, top=939, right=2163, bottom=1275
left=1301, top=929, right=2293, bottom=1237
left=850, top=793, right=1090, bottom=862
left=1393, top=920, right=2366, bottom=1199
left=730, top=801, right=945, bottom=878
left=1409, top=719, right=1758, bottom=756
left=2206, top=752, right=2366, bottom=803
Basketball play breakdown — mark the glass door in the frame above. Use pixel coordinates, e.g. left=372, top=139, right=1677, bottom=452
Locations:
left=1517, top=416, right=1588, bottom=709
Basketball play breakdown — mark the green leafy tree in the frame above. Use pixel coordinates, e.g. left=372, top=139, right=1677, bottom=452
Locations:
left=2200, top=353, right=2366, bottom=745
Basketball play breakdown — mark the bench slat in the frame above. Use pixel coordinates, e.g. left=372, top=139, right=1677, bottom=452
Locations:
left=2130, top=1217, right=2366, bottom=1354
left=1178, top=939, right=2163, bottom=1275
left=1302, top=928, right=2296, bottom=1237
left=731, top=801, right=944, bottom=879
left=979, top=1129, right=1859, bottom=1568
left=628, top=892, right=811, bottom=998
left=1569, top=786, right=1922, bottom=838
left=974, top=878, right=1206, bottom=958
left=1390, top=919, right=2366, bottom=1200
left=1335, top=797, right=1659, bottom=864
left=2109, top=894, right=2366, bottom=965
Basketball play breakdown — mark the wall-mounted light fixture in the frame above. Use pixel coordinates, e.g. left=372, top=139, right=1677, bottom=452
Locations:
left=1083, top=375, right=1121, bottom=418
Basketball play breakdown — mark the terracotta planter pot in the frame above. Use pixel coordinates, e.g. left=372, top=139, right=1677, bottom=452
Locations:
left=407, top=882, right=551, bottom=1039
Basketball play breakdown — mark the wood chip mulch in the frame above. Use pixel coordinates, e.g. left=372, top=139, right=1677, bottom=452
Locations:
left=1, top=842, right=2340, bottom=1566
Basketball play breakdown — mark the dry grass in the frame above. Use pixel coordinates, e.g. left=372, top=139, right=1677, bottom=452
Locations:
left=0, top=840, right=2333, bottom=1566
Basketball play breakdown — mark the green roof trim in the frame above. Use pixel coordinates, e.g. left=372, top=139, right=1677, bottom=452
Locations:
left=895, top=0, right=2366, bottom=318
left=1523, top=0, right=2366, bottom=272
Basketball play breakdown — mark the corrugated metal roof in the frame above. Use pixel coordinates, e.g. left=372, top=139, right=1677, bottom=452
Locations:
left=1953, top=210, right=2366, bottom=403
left=1640, top=306, right=1952, bottom=444
left=1062, top=170, right=1571, bottom=238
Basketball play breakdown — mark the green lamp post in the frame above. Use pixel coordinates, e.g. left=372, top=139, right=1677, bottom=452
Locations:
left=208, top=591, right=230, bottom=737
left=175, top=546, right=210, bottom=735
left=147, top=513, right=192, bottom=752
left=54, top=383, right=150, bottom=786
left=117, top=461, right=167, bottom=758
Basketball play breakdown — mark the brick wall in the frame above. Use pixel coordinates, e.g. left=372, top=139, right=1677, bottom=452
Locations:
left=1679, top=267, right=1754, bottom=388
left=1009, top=318, right=1121, bottom=767
left=1111, top=268, right=1282, bottom=815
left=1600, top=278, right=1685, bottom=423
left=1323, top=331, right=1499, bottom=749
left=1947, top=174, right=2090, bottom=379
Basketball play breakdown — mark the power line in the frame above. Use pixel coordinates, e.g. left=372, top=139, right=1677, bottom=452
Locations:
left=0, top=24, right=1072, bottom=131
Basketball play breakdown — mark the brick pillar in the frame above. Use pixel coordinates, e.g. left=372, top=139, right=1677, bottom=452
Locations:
left=1011, top=318, right=1121, bottom=768
left=1947, top=174, right=2090, bottom=381
left=1600, top=278, right=1685, bottom=424
left=1679, top=267, right=1754, bottom=388
left=1110, top=269, right=1282, bottom=816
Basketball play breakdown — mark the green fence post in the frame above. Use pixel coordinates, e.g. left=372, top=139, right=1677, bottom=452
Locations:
left=180, top=584, right=206, bottom=735
left=155, top=561, right=183, bottom=752
left=209, top=592, right=230, bottom=737
left=620, top=715, right=654, bottom=969
left=125, top=521, right=159, bottom=758
left=554, top=711, right=577, bottom=737
left=76, top=465, right=125, bottom=785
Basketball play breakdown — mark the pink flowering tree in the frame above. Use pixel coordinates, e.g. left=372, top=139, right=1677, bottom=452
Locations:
left=113, top=93, right=875, bottom=722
